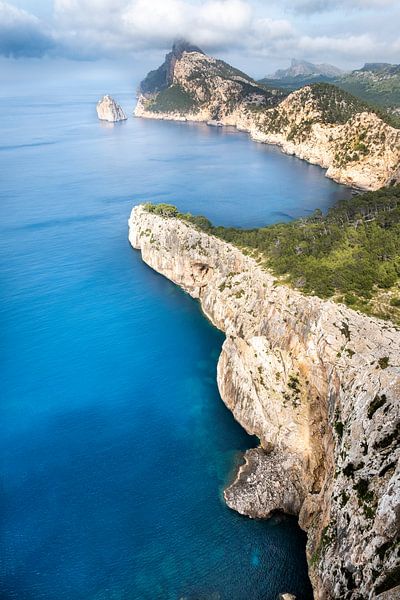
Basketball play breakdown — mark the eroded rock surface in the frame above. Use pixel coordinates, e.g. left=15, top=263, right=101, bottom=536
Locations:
left=96, top=95, right=127, bottom=122
left=129, top=206, right=400, bottom=600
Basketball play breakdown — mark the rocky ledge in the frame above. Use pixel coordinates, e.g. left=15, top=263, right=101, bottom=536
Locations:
left=96, top=95, right=127, bottom=122
left=129, top=205, right=400, bottom=600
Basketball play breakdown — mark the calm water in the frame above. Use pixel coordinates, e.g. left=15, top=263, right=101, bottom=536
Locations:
left=0, top=80, right=352, bottom=600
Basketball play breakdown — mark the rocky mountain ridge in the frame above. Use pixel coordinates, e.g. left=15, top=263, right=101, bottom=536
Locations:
left=134, top=44, right=400, bottom=190
left=267, top=58, right=344, bottom=81
left=129, top=205, right=400, bottom=600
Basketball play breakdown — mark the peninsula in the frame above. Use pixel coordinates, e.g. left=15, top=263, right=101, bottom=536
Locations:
left=131, top=41, right=400, bottom=600
left=129, top=199, right=400, bottom=600
left=134, top=41, right=400, bottom=190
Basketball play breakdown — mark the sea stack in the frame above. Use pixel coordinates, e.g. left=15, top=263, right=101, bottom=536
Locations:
left=96, top=95, right=127, bottom=122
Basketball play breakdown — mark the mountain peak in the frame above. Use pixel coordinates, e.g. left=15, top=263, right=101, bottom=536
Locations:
left=171, top=39, right=204, bottom=58
left=271, top=59, right=343, bottom=80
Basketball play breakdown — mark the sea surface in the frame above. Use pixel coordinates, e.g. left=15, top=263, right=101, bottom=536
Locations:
left=0, top=78, right=352, bottom=600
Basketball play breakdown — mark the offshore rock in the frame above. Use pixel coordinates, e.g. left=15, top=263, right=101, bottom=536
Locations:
left=129, top=205, right=400, bottom=600
left=96, top=95, right=127, bottom=122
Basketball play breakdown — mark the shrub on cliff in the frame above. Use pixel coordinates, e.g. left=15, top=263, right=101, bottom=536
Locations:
left=144, top=203, right=179, bottom=217
left=144, top=187, right=400, bottom=322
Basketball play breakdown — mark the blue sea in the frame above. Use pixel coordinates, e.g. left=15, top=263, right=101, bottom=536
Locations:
left=0, top=72, right=352, bottom=600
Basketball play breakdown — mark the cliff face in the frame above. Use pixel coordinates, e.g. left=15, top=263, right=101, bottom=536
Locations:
left=134, top=45, right=400, bottom=190
left=96, top=95, right=127, bottom=122
left=129, top=205, right=400, bottom=600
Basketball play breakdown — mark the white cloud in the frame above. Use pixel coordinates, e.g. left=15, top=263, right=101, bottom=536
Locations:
left=288, top=0, right=397, bottom=14
left=53, top=0, right=257, bottom=53
left=297, top=33, right=376, bottom=56
left=1, top=0, right=399, bottom=68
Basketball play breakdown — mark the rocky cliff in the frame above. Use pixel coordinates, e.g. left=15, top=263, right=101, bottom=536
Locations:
left=96, top=95, right=127, bottom=122
left=129, top=205, right=400, bottom=600
left=134, top=43, right=400, bottom=190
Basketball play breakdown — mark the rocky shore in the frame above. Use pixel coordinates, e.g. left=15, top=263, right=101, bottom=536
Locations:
left=129, top=205, right=400, bottom=600
left=134, top=43, right=400, bottom=191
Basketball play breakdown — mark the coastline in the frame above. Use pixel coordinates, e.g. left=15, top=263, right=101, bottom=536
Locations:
left=134, top=95, right=400, bottom=191
left=128, top=204, right=400, bottom=599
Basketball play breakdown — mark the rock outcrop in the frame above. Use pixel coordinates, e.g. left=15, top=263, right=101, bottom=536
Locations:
left=134, top=43, right=400, bottom=191
left=96, top=95, right=127, bottom=122
left=129, top=205, right=400, bottom=600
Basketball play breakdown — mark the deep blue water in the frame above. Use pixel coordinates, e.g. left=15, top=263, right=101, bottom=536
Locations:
left=0, top=81, right=352, bottom=600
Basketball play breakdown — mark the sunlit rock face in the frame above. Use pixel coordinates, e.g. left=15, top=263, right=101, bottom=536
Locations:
left=96, top=95, right=127, bottom=122
left=129, top=205, right=400, bottom=600
left=135, top=43, right=400, bottom=191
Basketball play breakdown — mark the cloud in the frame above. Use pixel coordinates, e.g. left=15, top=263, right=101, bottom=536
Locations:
left=1, top=0, right=399, bottom=68
left=53, top=0, right=257, bottom=55
left=297, top=33, right=377, bottom=56
left=0, top=1, right=54, bottom=57
left=287, top=0, right=397, bottom=14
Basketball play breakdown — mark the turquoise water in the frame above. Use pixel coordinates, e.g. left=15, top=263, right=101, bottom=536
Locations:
left=0, top=80, right=352, bottom=600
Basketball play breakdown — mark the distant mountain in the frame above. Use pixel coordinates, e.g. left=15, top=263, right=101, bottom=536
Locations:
left=259, top=59, right=344, bottom=90
left=271, top=58, right=344, bottom=80
left=260, top=60, right=400, bottom=108
left=337, top=63, right=400, bottom=108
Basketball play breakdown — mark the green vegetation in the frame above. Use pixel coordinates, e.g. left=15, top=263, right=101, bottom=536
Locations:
left=307, top=83, right=369, bottom=124
left=259, top=74, right=336, bottom=91
left=378, top=356, right=390, bottom=369
left=303, top=84, right=400, bottom=129
left=148, top=85, right=198, bottom=114
left=143, top=186, right=400, bottom=323
left=337, top=65, right=400, bottom=109
left=260, top=69, right=400, bottom=126
left=310, top=523, right=336, bottom=567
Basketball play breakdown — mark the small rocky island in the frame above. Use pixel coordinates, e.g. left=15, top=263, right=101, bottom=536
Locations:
left=96, top=95, right=127, bottom=122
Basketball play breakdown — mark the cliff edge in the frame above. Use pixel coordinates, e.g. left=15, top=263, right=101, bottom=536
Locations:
left=129, top=205, right=400, bottom=600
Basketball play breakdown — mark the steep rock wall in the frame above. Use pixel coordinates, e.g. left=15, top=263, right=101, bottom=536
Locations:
left=129, top=206, right=400, bottom=600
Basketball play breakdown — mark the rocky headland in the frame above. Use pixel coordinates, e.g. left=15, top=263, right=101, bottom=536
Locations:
left=134, top=42, right=400, bottom=191
left=96, top=95, right=127, bottom=122
left=129, top=205, right=400, bottom=600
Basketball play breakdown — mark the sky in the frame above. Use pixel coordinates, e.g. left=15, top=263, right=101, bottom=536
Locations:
left=1, top=0, right=399, bottom=78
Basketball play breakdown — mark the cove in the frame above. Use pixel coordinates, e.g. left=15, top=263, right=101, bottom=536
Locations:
left=0, top=78, right=352, bottom=600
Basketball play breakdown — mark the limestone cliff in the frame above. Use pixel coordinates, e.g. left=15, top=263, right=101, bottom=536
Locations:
left=134, top=44, right=400, bottom=191
left=96, top=95, right=127, bottom=122
left=129, top=205, right=400, bottom=600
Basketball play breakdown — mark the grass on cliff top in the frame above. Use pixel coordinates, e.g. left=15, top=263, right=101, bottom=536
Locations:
left=143, top=186, right=400, bottom=324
